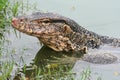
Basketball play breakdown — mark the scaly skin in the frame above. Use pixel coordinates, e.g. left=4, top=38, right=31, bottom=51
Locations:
left=11, top=12, right=120, bottom=53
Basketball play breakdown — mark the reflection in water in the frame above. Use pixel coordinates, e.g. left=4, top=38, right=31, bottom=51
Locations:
left=14, top=46, right=85, bottom=80
left=34, top=46, right=85, bottom=67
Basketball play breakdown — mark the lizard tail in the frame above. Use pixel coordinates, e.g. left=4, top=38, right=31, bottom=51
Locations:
left=100, top=36, right=120, bottom=47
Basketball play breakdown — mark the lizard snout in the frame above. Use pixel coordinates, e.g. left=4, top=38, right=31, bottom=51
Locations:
left=11, top=17, right=18, bottom=27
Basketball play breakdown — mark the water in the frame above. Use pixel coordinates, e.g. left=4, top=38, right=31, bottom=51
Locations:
left=7, top=0, right=120, bottom=79
left=73, top=45, right=120, bottom=80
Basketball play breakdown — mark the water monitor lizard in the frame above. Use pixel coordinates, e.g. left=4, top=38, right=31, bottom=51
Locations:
left=11, top=12, right=120, bottom=64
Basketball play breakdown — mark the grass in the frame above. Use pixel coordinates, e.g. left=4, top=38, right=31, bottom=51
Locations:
left=0, top=0, right=19, bottom=39
left=0, top=0, right=20, bottom=79
left=0, top=0, right=19, bottom=23
left=0, top=61, right=14, bottom=80
left=0, top=0, right=40, bottom=79
left=15, top=63, right=75, bottom=80
left=14, top=64, right=96, bottom=80
left=80, top=66, right=91, bottom=80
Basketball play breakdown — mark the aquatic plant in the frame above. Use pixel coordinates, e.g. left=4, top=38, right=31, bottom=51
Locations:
left=0, top=0, right=20, bottom=79
left=0, top=0, right=39, bottom=79
left=80, top=66, right=91, bottom=80
left=0, top=0, right=19, bottom=39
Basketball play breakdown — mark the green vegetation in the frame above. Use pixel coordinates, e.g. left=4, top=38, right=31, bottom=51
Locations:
left=0, top=0, right=19, bottom=26
left=80, top=66, right=91, bottom=80
left=21, top=64, right=75, bottom=80
left=0, top=0, right=19, bottom=79
left=14, top=64, right=95, bottom=80
left=0, top=0, right=19, bottom=39
left=0, top=61, right=14, bottom=80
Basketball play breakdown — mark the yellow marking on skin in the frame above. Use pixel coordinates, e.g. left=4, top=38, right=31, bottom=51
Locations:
left=20, top=25, right=25, bottom=30
left=27, top=28, right=33, bottom=34
left=15, top=25, right=19, bottom=29
left=63, top=24, right=73, bottom=33
left=82, top=46, right=88, bottom=53
left=48, top=45, right=63, bottom=51
left=42, top=22, right=50, bottom=26
left=42, top=22, right=45, bottom=25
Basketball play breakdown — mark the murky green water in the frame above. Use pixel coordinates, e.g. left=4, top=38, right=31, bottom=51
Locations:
left=6, top=0, right=120, bottom=80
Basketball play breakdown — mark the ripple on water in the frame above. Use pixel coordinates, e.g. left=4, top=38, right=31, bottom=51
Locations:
left=73, top=45, right=120, bottom=80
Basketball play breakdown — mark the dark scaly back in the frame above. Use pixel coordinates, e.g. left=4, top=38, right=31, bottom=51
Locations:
left=31, top=12, right=120, bottom=46
left=66, top=19, right=120, bottom=46
left=31, top=12, right=99, bottom=37
left=42, top=12, right=120, bottom=47
left=64, top=18, right=99, bottom=37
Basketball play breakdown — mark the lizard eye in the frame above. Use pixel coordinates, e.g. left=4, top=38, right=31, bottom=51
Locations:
left=20, top=19, right=23, bottom=22
left=43, top=20, right=50, bottom=23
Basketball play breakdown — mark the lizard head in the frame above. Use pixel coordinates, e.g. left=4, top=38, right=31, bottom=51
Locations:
left=11, top=12, right=73, bottom=37
left=11, top=12, right=78, bottom=51
left=11, top=12, right=88, bottom=53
